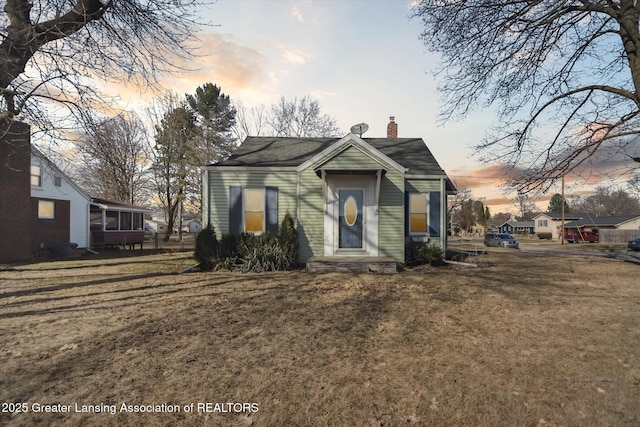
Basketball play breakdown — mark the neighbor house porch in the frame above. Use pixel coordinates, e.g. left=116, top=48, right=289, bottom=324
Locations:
left=90, top=198, right=150, bottom=250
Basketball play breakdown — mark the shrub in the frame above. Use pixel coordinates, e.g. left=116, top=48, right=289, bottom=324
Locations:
left=237, top=232, right=294, bottom=272
left=406, top=240, right=445, bottom=266
left=219, top=232, right=238, bottom=259
left=537, top=232, right=552, bottom=240
left=278, top=211, right=298, bottom=265
left=195, top=223, right=219, bottom=271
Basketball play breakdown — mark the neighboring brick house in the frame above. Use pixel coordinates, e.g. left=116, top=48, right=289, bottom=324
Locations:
left=1, top=122, right=92, bottom=263
left=1, top=122, right=149, bottom=263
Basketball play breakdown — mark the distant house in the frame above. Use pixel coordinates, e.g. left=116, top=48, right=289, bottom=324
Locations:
left=533, top=212, right=589, bottom=239
left=564, top=215, right=640, bottom=231
left=202, top=118, right=456, bottom=266
left=144, top=219, right=168, bottom=234
left=534, top=212, right=640, bottom=239
left=182, top=219, right=202, bottom=234
left=498, top=220, right=535, bottom=235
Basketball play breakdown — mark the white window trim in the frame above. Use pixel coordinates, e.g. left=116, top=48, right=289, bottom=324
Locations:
left=409, top=193, right=430, bottom=236
left=31, top=163, right=42, bottom=187
left=243, top=188, right=266, bottom=234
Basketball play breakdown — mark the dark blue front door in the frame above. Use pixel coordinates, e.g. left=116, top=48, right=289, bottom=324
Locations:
left=339, top=189, right=363, bottom=249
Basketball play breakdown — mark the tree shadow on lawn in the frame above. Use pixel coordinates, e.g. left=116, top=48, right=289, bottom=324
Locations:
left=0, top=273, right=253, bottom=319
left=1, top=251, right=193, bottom=272
left=0, top=273, right=402, bottom=426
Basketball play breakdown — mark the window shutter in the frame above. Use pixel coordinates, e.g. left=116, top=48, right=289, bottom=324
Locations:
left=404, top=192, right=410, bottom=237
left=265, top=186, right=279, bottom=234
left=429, top=191, right=441, bottom=237
left=229, top=186, right=242, bottom=235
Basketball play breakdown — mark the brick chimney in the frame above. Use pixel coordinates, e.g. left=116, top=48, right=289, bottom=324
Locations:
left=387, top=116, right=397, bottom=138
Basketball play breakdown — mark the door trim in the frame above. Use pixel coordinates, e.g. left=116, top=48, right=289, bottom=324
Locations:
left=323, top=174, right=378, bottom=256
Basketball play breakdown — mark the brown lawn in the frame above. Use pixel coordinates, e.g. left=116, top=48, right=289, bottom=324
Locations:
left=0, top=250, right=639, bottom=426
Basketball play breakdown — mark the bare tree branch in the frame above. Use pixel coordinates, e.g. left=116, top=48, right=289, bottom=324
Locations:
left=412, top=0, right=640, bottom=193
left=1, top=0, right=208, bottom=129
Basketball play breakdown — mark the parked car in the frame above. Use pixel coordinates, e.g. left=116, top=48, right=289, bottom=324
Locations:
left=628, top=237, right=640, bottom=251
left=484, top=233, right=520, bottom=248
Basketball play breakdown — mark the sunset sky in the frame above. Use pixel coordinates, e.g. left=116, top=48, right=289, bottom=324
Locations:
left=109, top=0, right=634, bottom=214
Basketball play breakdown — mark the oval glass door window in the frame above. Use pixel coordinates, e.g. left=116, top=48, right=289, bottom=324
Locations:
left=344, top=196, right=358, bottom=226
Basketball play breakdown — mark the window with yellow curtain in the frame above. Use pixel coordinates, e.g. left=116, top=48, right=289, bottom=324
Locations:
left=409, top=193, right=428, bottom=233
left=38, top=200, right=55, bottom=219
left=244, top=188, right=265, bottom=233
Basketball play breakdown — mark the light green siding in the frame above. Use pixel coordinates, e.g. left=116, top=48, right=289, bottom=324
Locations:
left=207, top=170, right=297, bottom=234
left=378, top=171, right=405, bottom=263
left=405, top=179, right=441, bottom=193
left=297, top=168, right=324, bottom=261
left=317, top=146, right=392, bottom=171
left=206, top=170, right=446, bottom=264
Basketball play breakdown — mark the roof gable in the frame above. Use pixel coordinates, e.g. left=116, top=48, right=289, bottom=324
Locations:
left=31, top=147, right=91, bottom=201
left=297, top=133, right=406, bottom=173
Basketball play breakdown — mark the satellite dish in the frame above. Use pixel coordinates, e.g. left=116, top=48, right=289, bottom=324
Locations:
left=350, top=123, right=369, bottom=137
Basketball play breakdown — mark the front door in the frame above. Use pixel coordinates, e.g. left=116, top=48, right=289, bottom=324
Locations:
left=338, top=189, right=363, bottom=249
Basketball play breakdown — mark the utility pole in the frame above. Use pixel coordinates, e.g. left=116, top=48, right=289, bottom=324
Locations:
left=561, top=175, right=565, bottom=245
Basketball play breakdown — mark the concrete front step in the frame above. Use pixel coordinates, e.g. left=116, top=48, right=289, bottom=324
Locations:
left=306, top=256, right=397, bottom=274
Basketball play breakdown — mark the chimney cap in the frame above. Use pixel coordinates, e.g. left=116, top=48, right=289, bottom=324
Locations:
left=389, top=116, right=395, bottom=121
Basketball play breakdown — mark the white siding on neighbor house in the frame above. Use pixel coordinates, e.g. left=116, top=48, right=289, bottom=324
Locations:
left=533, top=214, right=560, bottom=239
left=31, top=156, right=91, bottom=247
left=617, top=217, right=640, bottom=230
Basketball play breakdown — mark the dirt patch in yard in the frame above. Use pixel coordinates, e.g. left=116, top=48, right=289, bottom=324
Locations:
left=1, top=251, right=639, bottom=426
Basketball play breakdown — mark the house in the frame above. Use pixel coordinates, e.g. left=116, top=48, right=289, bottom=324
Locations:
left=533, top=212, right=589, bottom=239
left=0, top=121, right=150, bottom=262
left=562, top=215, right=640, bottom=243
left=182, top=219, right=202, bottom=234
left=202, top=118, right=456, bottom=267
left=534, top=212, right=640, bottom=240
left=144, top=219, right=168, bottom=234
left=563, top=215, right=640, bottom=231
left=498, top=215, right=535, bottom=235
left=1, top=122, right=93, bottom=262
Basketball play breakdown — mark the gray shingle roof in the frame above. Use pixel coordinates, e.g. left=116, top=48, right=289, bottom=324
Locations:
left=213, top=136, right=453, bottom=185
left=538, top=212, right=591, bottom=220
left=503, top=221, right=535, bottom=228
left=565, top=215, right=640, bottom=227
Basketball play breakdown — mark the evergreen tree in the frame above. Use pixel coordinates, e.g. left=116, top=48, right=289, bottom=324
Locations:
left=278, top=211, right=298, bottom=266
left=153, top=105, right=199, bottom=240
left=195, top=223, right=219, bottom=271
left=548, top=193, right=570, bottom=213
